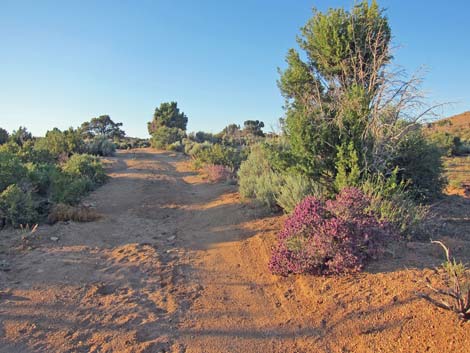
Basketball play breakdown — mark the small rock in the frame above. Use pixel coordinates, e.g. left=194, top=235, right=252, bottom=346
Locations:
left=168, top=236, right=176, bottom=241
left=50, top=237, right=59, bottom=242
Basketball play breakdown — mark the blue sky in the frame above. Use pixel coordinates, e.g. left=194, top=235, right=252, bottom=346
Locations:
left=1, top=0, right=469, bottom=138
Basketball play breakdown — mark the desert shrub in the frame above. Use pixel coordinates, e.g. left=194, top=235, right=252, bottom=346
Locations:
left=192, top=131, right=220, bottom=144
left=1, top=140, right=55, bottom=164
left=204, top=164, right=232, bottom=183
left=26, top=163, right=60, bottom=196
left=34, top=128, right=84, bottom=158
left=10, top=126, right=32, bottom=147
left=86, top=135, right=116, bottom=156
left=253, top=171, right=284, bottom=210
left=0, top=151, right=27, bottom=192
left=269, top=188, right=392, bottom=276
left=238, top=145, right=272, bottom=200
left=419, top=241, right=470, bottom=321
left=393, top=129, right=446, bottom=201
left=48, top=203, right=101, bottom=223
left=167, top=141, right=184, bottom=152
left=150, top=127, right=185, bottom=149
left=276, top=173, right=323, bottom=213
left=0, top=184, right=38, bottom=227
left=239, top=145, right=319, bottom=212
left=193, top=144, right=246, bottom=170
left=427, top=131, right=462, bottom=157
left=49, top=173, right=93, bottom=205
left=183, top=140, right=212, bottom=157
left=62, top=154, right=107, bottom=185
left=361, top=172, right=429, bottom=239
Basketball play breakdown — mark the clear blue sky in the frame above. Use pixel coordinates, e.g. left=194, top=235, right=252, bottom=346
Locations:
left=1, top=0, right=469, bottom=138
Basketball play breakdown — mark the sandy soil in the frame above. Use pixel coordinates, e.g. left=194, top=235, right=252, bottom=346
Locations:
left=1, top=149, right=470, bottom=353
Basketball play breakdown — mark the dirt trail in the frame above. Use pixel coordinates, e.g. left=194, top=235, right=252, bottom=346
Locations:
left=1, top=149, right=470, bottom=353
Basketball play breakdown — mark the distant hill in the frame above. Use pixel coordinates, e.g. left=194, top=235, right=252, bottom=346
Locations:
left=425, top=112, right=470, bottom=141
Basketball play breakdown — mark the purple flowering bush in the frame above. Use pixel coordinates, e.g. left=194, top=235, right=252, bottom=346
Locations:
left=204, top=164, right=232, bottom=183
left=269, top=187, right=393, bottom=276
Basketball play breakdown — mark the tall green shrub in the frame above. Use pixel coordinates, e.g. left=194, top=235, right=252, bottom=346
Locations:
left=0, top=185, right=38, bottom=227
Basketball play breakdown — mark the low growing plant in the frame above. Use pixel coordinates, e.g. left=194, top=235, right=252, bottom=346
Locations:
left=0, top=184, right=39, bottom=227
left=62, top=154, right=107, bottom=185
left=204, top=164, right=232, bottom=183
left=419, top=240, right=470, bottom=321
left=48, top=203, right=101, bottom=223
left=269, top=188, right=393, bottom=276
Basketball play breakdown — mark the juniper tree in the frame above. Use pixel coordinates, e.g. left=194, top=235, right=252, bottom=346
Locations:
left=278, top=0, right=442, bottom=196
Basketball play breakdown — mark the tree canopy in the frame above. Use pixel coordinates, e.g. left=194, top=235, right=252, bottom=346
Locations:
left=81, top=115, right=125, bottom=139
left=243, top=120, right=265, bottom=137
left=148, top=102, right=188, bottom=135
left=277, top=0, right=443, bottom=198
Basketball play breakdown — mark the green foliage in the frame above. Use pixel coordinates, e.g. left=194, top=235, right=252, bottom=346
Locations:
left=192, top=131, right=220, bottom=144
left=0, top=151, right=27, bottom=192
left=34, top=127, right=84, bottom=158
left=62, top=154, right=107, bottom=185
left=393, top=129, right=446, bottom=201
left=238, top=145, right=319, bottom=212
left=300, top=1, right=390, bottom=84
left=238, top=145, right=273, bottom=201
left=26, top=163, right=59, bottom=196
left=427, top=131, right=463, bottom=157
left=49, top=173, right=93, bottom=205
left=0, top=128, right=9, bottom=145
left=0, top=185, right=38, bottom=227
left=276, top=173, right=323, bottom=213
left=277, top=0, right=444, bottom=204
left=219, top=124, right=244, bottom=145
left=361, top=171, right=428, bottom=239
left=335, top=141, right=361, bottom=190
left=0, top=125, right=109, bottom=228
left=10, top=126, right=33, bottom=147
left=243, top=120, right=265, bottom=137
left=85, top=135, right=116, bottom=156
left=192, top=143, right=246, bottom=170
left=150, top=127, right=186, bottom=149
left=167, top=141, right=184, bottom=152
left=80, top=115, right=125, bottom=139
left=148, top=102, right=188, bottom=133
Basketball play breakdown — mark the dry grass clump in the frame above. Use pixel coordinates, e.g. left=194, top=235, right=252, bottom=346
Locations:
left=419, top=240, right=470, bottom=321
left=48, top=203, right=101, bottom=224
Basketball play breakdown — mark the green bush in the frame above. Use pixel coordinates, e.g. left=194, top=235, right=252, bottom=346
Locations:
left=361, top=171, right=428, bottom=239
left=0, top=184, right=38, bottom=227
left=183, top=140, right=212, bottom=157
left=427, top=131, right=462, bottom=157
left=86, top=135, right=116, bottom=156
left=167, top=141, right=184, bottom=152
left=0, top=151, right=27, bottom=192
left=276, top=173, right=323, bottom=213
left=238, top=146, right=271, bottom=200
left=150, top=127, right=185, bottom=149
left=62, top=154, right=107, bottom=185
left=193, top=144, right=246, bottom=170
left=34, top=128, right=84, bottom=158
left=394, top=129, right=446, bottom=201
left=49, top=173, right=93, bottom=205
left=26, top=163, right=59, bottom=196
